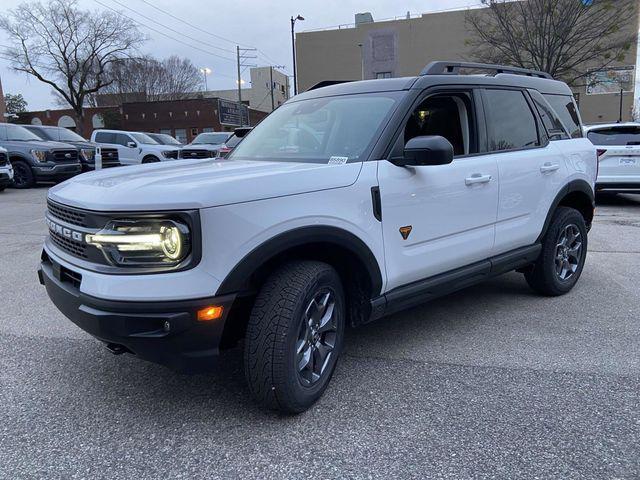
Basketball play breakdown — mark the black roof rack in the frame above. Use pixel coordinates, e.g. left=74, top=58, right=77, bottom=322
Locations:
left=306, top=80, right=353, bottom=91
left=420, top=61, right=553, bottom=80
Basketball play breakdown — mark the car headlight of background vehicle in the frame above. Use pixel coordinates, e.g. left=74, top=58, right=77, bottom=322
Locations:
left=30, top=149, right=48, bottom=163
left=161, top=150, right=174, bottom=158
left=81, top=149, right=95, bottom=161
left=85, top=219, right=191, bottom=267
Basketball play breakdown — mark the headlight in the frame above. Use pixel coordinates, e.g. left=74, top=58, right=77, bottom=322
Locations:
left=81, top=149, right=95, bottom=161
left=161, top=150, right=174, bottom=158
left=85, top=219, right=191, bottom=267
left=30, top=149, right=48, bottom=162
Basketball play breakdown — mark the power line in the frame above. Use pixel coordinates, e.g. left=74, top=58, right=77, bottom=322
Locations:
left=110, top=0, right=236, bottom=58
left=92, top=0, right=238, bottom=80
left=136, top=0, right=254, bottom=49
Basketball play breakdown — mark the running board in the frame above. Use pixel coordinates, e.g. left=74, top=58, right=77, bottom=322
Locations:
left=368, top=244, right=541, bottom=322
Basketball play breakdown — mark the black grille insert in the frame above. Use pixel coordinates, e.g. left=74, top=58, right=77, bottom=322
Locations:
left=47, top=200, right=87, bottom=227
left=0, top=152, right=7, bottom=166
left=50, top=230, right=87, bottom=258
left=181, top=149, right=213, bottom=159
left=51, top=149, right=79, bottom=163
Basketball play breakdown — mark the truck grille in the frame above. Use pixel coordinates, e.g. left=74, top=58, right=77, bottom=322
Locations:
left=51, top=149, right=79, bottom=163
left=50, top=229, right=87, bottom=258
left=181, top=149, right=214, bottom=159
left=47, top=200, right=87, bottom=228
left=100, top=148, right=119, bottom=164
left=0, top=152, right=7, bottom=166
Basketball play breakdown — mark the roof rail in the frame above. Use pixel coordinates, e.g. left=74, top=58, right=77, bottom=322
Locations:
left=306, top=80, right=353, bottom=91
left=420, top=61, right=553, bottom=80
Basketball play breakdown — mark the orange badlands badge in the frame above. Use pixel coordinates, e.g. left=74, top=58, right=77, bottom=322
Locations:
left=399, top=226, right=412, bottom=240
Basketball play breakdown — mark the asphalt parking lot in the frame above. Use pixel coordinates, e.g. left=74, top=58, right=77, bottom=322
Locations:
left=1, top=186, right=639, bottom=479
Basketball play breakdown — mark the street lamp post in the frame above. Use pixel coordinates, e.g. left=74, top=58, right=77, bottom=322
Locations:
left=291, top=14, right=304, bottom=95
left=199, top=67, right=212, bottom=91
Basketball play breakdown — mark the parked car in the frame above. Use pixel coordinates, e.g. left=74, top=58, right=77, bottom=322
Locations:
left=23, top=125, right=120, bottom=172
left=181, top=132, right=231, bottom=159
left=145, top=132, right=183, bottom=147
left=39, top=61, right=596, bottom=413
left=0, top=146, right=13, bottom=192
left=218, top=127, right=252, bottom=158
left=0, top=123, right=81, bottom=189
left=90, top=129, right=180, bottom=165
left=584, top=122, right=640, bottom=193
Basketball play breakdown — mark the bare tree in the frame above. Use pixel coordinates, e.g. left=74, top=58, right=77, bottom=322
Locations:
left=94, top=55, right=203, bottom=106
left=0, top=0, right=145, bottom=135
left=466, top=0, right=637, bottom=85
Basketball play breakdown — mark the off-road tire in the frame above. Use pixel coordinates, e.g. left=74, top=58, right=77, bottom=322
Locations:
left=525, top=207, right=587, bottom=296
left=244, top=261, right=345, bottom=413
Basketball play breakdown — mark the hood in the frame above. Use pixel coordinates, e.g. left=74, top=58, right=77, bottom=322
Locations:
left=64, top=140, right=97, bottom=149
left=49, top=158, right=363, bottom=211
left=2, top=139, right=79, bottom=151
left=146, top=144, right=180, bottom=151
left=186, top=143, right=223, bottom=149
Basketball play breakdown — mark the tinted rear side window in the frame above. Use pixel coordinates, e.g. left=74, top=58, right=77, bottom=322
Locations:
left=484, top=89, right=539, bottom=152
left=587, top=126, right=640, bottom=146
left=543, top=94, right=582, bottom=138
left=95, top=132, right=116, bottom=143
left=529, top=90, right=569, bottom=141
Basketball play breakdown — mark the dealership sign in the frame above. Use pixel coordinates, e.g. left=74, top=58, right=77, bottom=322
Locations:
left=218, top=99, right=249, bottom=126
left=586, top=66, right=635, bottom=95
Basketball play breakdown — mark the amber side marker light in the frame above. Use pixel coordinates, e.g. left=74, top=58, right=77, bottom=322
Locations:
left=197, top=306, right=224, bottom=321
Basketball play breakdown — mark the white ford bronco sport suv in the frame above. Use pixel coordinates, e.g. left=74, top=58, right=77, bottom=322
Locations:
left=39, top=62, right=596, bottom=413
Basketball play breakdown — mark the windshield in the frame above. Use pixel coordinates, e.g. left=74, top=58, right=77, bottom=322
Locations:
left=229, top=93, right=401, bottom=163
left=57, top=128, right=86, bottom=142
left=6, top=124, right=44, bottom=141
left=192, top=133, right=230, bottom=145
left=131, top=132, right=159, bottom=145
left=587, top=126, right=640, bottom=146
left=154, top=134, right=181, bottom=145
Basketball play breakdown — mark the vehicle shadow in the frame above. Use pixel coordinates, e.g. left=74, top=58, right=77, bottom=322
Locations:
left=595, top=192, right=640, bottom=206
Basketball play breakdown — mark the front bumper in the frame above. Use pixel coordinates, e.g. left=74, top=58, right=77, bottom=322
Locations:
left=34, top=163, right=82, bottom=180
left=38, top=253, right=237, bottom=373
left=0, top=171, right=12, bottom=187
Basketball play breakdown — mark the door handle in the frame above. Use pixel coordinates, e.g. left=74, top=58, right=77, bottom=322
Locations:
left=465, top=173, right=492, bottom=186
left=540, top=163, right=560, bottom=173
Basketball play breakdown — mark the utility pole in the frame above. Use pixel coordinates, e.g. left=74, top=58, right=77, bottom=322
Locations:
left=270, top=66, right=274, bottom=111
left=618, top=88, right=624, bottom=123
left=236, top=46, right=257, bottom=126
left=291, top=15, right=304, bottom=95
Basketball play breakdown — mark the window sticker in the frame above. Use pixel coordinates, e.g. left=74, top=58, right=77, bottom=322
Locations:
left=328, top=156, right=348, bottom=165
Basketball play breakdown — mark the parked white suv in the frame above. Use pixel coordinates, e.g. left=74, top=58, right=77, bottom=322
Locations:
left=39, top=62, right=597, bottom=413
left=90, top=129, right=180, bottom=165
left=584, top=123, right=640, bottom=193
left=0, top=146, right=13, bottom=191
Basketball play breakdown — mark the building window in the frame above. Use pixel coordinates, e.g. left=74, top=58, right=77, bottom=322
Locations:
left=160, top=129, right=172, bottom=135
left=191, top=127, right=198, bottom=136
left=175, top=129, right=187, bottom=143
left=202, top=127, right=214, bottom=133
left=375, top=72, right=392, bottom=79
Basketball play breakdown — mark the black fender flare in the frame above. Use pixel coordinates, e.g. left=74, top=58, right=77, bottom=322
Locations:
left=537, top=179, right=594, bottom=242
left=216, top=225, right=384, bottom=296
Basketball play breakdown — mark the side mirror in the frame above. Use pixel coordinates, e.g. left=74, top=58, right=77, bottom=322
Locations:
left=127, top=141, right=137, bottom=148
left=396, top=135, right=454, bottom=167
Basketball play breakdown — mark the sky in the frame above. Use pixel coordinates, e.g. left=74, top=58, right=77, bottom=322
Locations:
left=0, top=0, right=485, bottom=111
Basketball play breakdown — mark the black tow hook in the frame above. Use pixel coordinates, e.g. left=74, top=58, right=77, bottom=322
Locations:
left=105, top=343, right=130, bottom=355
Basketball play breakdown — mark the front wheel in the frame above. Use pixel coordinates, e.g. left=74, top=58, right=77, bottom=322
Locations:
left=11, top=160, right=35, bottom=189
left=525, top=207, right=587, bottom=296
left=244, top=261, right=345, bottom=413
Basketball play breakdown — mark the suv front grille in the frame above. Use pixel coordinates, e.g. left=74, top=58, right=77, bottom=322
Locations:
left=51, top=149, right=79, bottom=163
left=47, top=200, right=87, bottom=227
left=50, top=229, right=87, bottom=258
left=0, top=152, right=7, bottom=166
left=181, top=149, right=214, bottom=159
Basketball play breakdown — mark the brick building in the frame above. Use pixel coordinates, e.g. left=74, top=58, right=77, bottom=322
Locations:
left=19, top=97, right=268, bottom=143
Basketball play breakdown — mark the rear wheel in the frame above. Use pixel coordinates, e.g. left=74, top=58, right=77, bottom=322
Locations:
left=525, top=207, right=587, bottom=296
left=244, top=261, right=345, bottom=413
left=11, top=160, right=34, bottom=189
left=142, top=156, right=160, bottom=164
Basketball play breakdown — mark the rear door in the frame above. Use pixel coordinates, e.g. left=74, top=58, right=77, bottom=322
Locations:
left=586, top=125, right=640, bottom=187
left=483, top=88, right=568, bottom=254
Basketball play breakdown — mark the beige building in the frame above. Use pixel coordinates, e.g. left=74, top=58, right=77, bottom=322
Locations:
left=296, top=6, right=640, bottom=123
left=203, top=66, right=289, bottom=113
